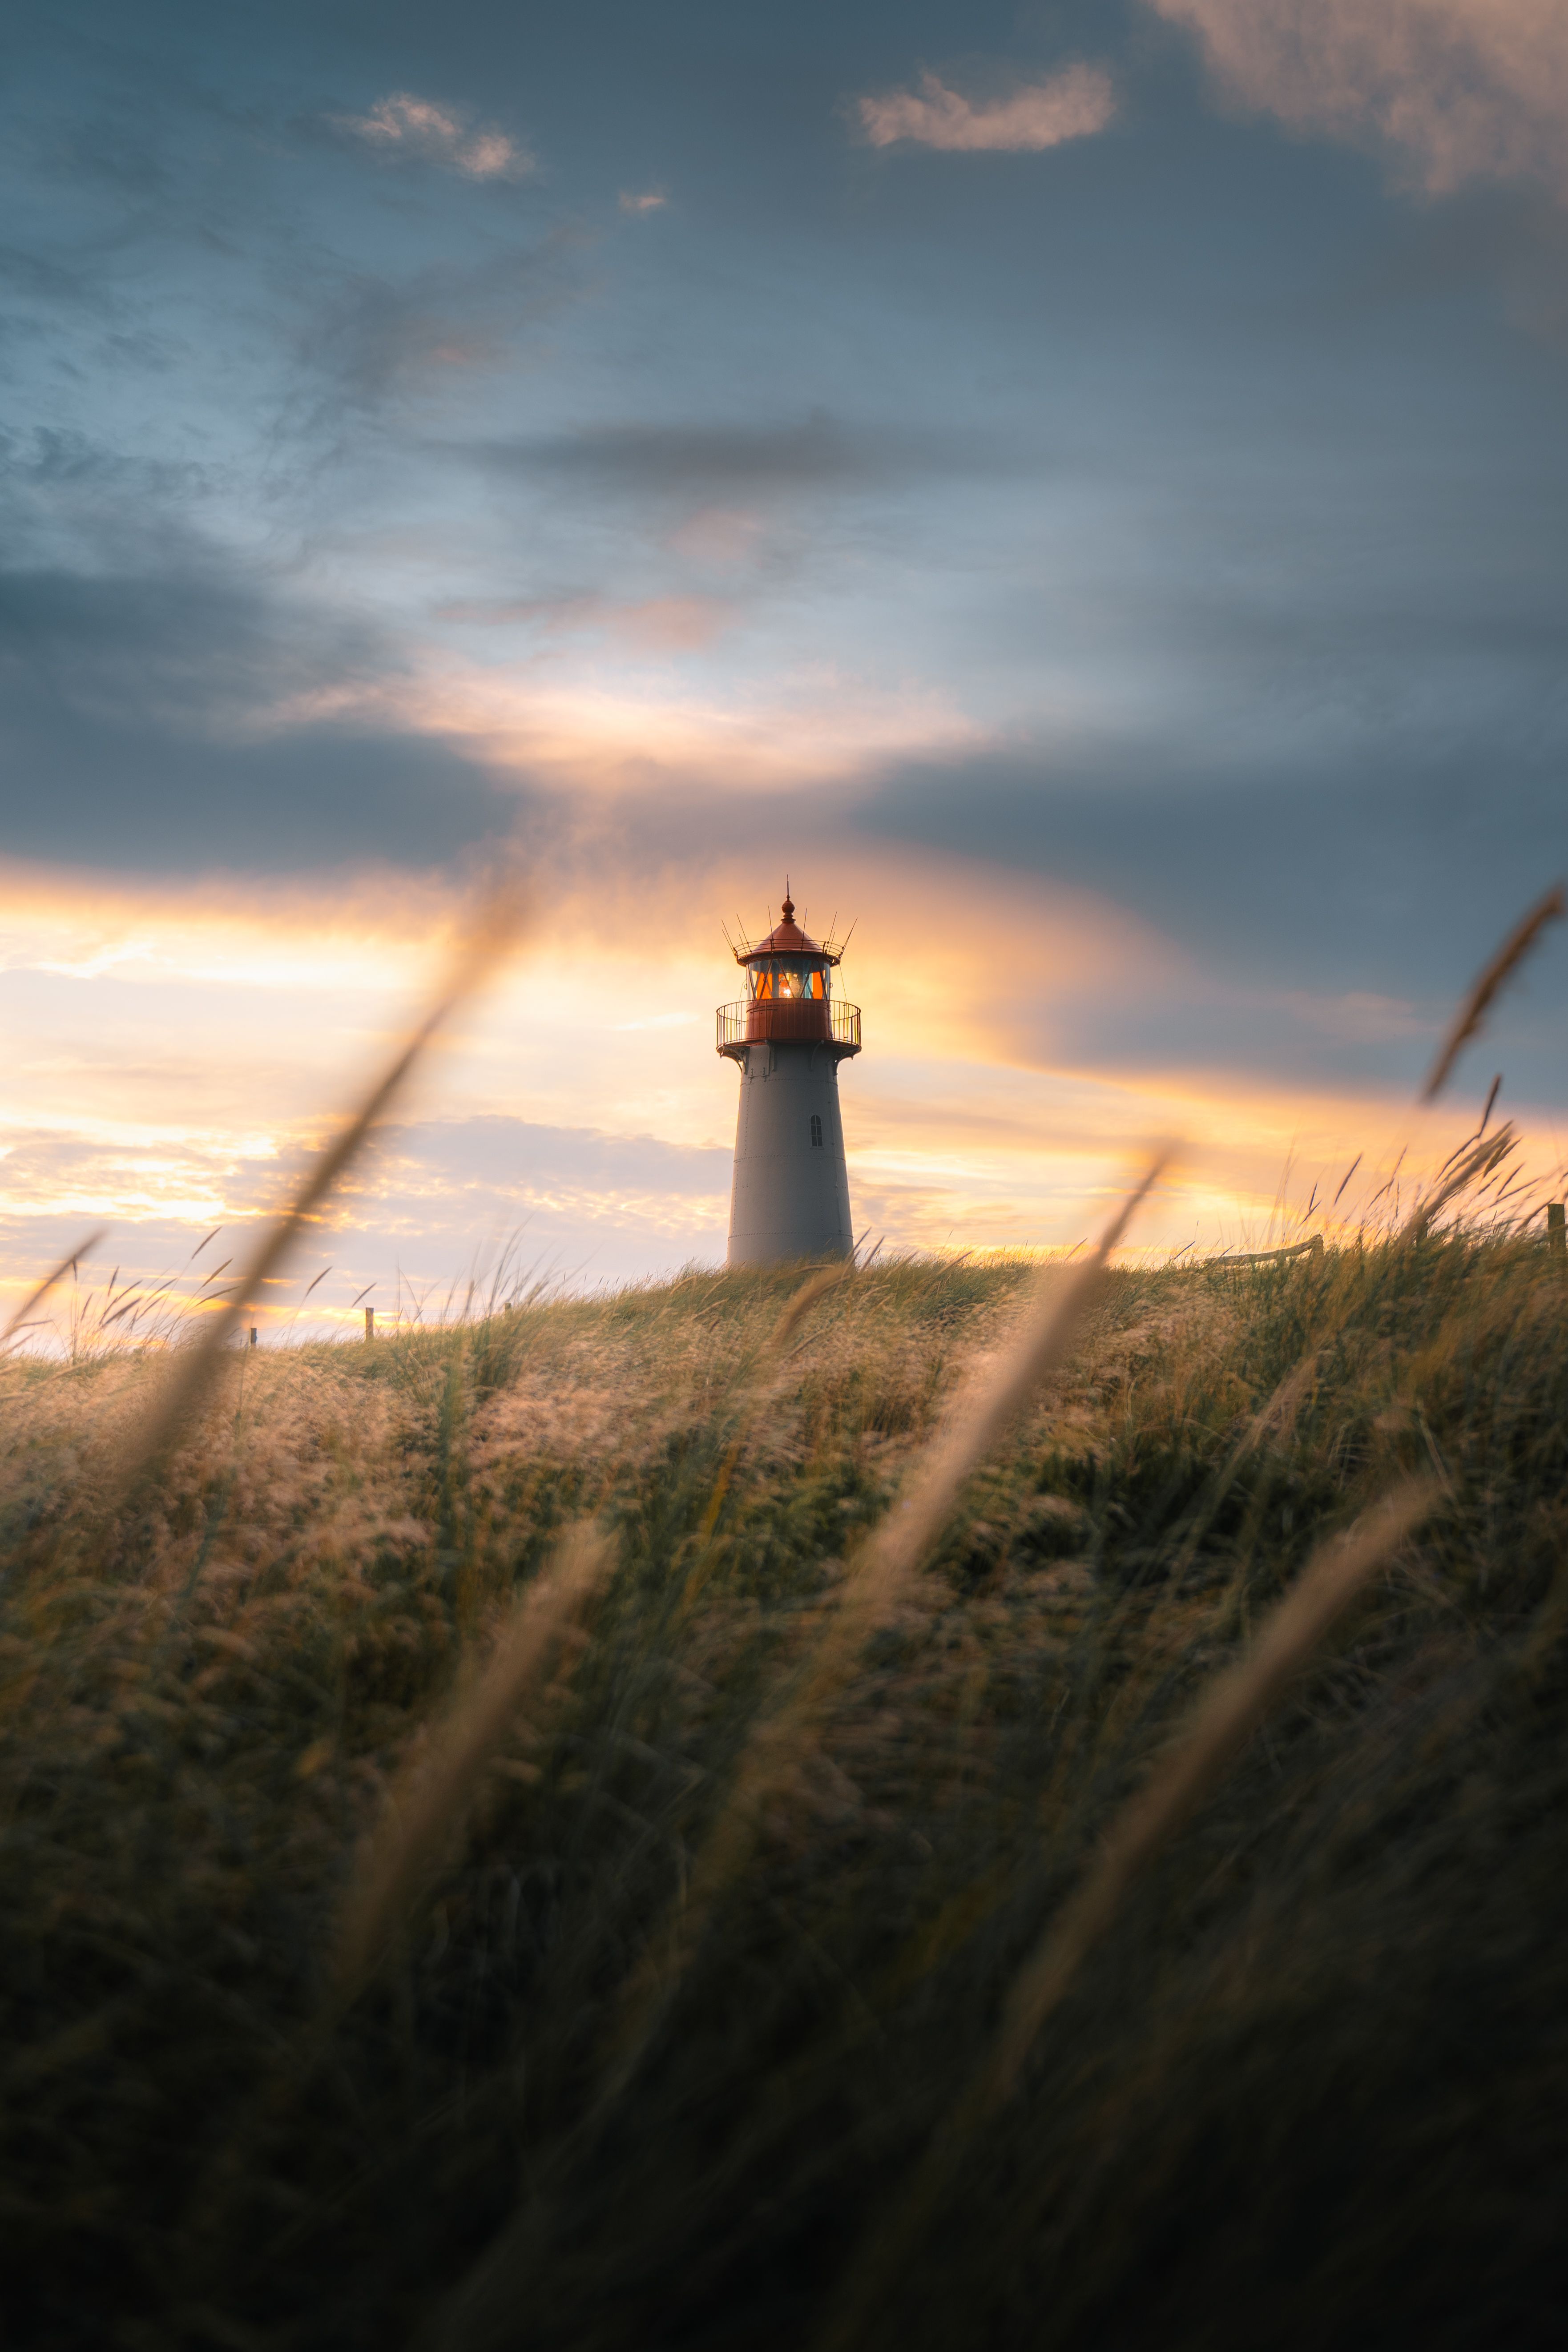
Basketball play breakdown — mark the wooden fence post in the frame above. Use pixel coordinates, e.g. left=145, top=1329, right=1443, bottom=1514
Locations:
left=365, top=1306, right=376, bottom=1339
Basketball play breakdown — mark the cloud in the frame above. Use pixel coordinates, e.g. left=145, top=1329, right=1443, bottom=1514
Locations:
left=666, top=508, right=766, bottom=568
left=0, top=1115, right=733, bottom=1326
left=332, top=91, right=534, bottom=181
left=286, top=226, right=592, bottom=417
left=371, top=646, right=981, bottom=803
left=438, top=590, right=736, bottom=651
left=0, top=555, right=517, bottom=874
left=375, top=1115, right=729, bottom=1214
left=458, top=410, right=1012, bottom=502
left=0, top=240, right=104, bottom=307
left=853, top=742, right=1568, bottom=1047
left=1150, top=0, right=1568, bottom=201
left=618, top=189, right=667, bottom=215
left=1337, top=187, right=1568, bottom=346
left=857, top=64, right=1116, bottom=153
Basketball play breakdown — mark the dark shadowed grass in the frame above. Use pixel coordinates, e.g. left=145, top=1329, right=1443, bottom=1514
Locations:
left=2, top=1235, right=1568, bottom=2349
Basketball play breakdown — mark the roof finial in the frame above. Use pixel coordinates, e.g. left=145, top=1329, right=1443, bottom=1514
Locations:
left=782, top=878, right=794, bottom=922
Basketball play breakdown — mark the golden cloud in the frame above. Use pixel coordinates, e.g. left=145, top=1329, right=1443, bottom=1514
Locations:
left=858, top=64, right=1117, bottom=154
left=1152, top=0, right=1568, bottom=199
left=334, top=92, right=534, bottom=181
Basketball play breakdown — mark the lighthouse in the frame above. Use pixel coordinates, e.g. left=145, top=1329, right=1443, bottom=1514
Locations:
left=717, top=892, right=861, bottom=1267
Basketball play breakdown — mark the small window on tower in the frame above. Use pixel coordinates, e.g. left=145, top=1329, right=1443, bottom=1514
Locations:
left=810, top=1114, right=823, bottom=1147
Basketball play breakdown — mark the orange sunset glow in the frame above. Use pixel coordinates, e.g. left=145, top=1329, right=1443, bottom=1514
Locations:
left=4, top=844, right=1561, bottom=1340
left=4, top=0, right=1568, bottom=1334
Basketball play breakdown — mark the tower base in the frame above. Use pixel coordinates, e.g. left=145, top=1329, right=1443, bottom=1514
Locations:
left=727, top=1041, right=854, bottom=1267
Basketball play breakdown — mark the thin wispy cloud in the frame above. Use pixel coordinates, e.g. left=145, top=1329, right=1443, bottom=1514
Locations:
left=458, top=410, right=1011, bottom=498
left=618, top=189, right=667, bottom=215
left=857, top=63, right=1115, bottom=154
left=1151, top=0, right=1568, bottom=200
left=438, top=588, right=734, bottom=652
left=333, top=91, right=534, bottom=181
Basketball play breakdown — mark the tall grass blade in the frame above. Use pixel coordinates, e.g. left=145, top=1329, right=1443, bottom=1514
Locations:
left=684, top=1262, right=852, bottom=1574
left=333, top=1521, right=614, bottom=2003
left=815, top=1474, right=1441, bottom=2352
left=982, top=1474, right=1440, bottom=2100
left=0, top=1228, right=107, bottom=1352
left=439, top=1156, right=1176, bottom=2352
left=770, top=1261, right=849, bottom=1349
left=1421, top=885, right=1564, bottom=1102
left=615, top=1148, right=1174, bottom=2076
left=818, top=1145, right=1174, bottom=1641
left=115, top=880, right=527, bottom=1487
left=1400, top=1124, right=1517, bottom=1243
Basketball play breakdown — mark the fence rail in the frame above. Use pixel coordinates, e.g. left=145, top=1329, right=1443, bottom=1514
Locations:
left=716, top=999, right=861, bottom=1054
left=1204, top=1236, right=1324, bottom=1270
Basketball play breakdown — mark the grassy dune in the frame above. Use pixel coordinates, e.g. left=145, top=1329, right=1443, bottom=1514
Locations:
left=4, top=1240, right=1567, bottom=2350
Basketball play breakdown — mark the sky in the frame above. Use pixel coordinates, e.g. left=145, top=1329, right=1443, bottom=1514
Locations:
left=4, top=0, right=1568, bottom=1336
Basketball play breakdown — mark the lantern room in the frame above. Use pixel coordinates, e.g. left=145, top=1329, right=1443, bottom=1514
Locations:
left=715, top=893, right=861, bottom=1059
left=743, top=894, right=832, bottom=1005
left=747, top=956, right=827, bottom=1003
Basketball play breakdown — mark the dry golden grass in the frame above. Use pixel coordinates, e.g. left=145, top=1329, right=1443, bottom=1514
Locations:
left=334, top=1520, right=618, bottom=2002
left=814, top=1473, right=1441, bottom=2352
left=0, top=1228, right=107, bottom=1353
left=598, top=1150, right=1173, bottom=2107
left=4, top=1225, right=1568, bottom=2352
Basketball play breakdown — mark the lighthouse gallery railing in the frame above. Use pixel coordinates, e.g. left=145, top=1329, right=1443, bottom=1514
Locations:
left=715, top=999, right=861, bottom=1052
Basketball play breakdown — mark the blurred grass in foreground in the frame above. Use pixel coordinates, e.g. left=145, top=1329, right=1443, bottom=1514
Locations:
left=3, top=1237, right=1567, bottom=2350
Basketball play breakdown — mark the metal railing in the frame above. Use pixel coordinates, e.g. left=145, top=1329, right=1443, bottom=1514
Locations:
left=716, top=999, right=861, bottom=1053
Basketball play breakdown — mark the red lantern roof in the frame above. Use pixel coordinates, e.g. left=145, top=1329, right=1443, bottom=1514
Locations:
left=726, top=890, right=851, bottom=968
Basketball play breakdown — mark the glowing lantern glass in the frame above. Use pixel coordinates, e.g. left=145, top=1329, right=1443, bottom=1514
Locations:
left=748, top=960, right=827, bottom=1003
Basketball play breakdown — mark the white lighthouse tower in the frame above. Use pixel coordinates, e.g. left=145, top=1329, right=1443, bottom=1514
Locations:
left=717, top=890, right=861, bottom=1267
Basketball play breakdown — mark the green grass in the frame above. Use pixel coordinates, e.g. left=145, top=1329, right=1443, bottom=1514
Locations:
left=3, top=1239, right=1568, bottom=2350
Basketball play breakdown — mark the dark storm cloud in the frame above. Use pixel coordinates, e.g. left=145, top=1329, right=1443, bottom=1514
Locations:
left=855, top=747, right=1568, bottom=1017
left=460, top=411, right=1012, bottom=499
left=0, top=699, right=512, bottom=874
left=4, top=0, right=1566, bottom=1059
left=0, top=559, right=516, bottom=874
left=1000, top=972, right=1433, bottom=1096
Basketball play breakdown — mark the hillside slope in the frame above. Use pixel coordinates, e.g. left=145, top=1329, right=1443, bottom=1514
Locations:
left=3, top=1245, right=1567, bottom=2351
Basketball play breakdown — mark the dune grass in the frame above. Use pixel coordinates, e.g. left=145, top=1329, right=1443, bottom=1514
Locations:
left=3, top=1234, right=1568, bottom=2350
